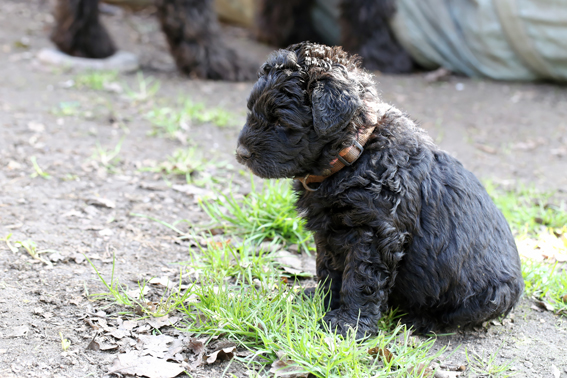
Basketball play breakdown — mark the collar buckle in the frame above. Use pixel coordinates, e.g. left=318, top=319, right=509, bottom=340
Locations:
left=300, top=174, right=319, bottom=192
left=336, top=139, right=364, bottom=166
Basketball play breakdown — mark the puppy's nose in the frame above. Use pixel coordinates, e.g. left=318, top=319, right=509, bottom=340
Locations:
left=236, top=145, right=252, bottom=160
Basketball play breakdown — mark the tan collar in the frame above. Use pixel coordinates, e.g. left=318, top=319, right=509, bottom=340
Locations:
left=295, top=125, right=376, bottom=191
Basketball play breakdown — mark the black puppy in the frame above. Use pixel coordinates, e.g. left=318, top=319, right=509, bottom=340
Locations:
left=236, top=42, right=523, bottom=338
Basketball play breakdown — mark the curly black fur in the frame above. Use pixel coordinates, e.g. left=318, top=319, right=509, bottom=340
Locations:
left=255, top=0, right=413, bottom=73
left=50, top=0, right=117, bottom=58
left=236, top=43, right=523, bottom=338
left=50, top=0, right=257, bottom=81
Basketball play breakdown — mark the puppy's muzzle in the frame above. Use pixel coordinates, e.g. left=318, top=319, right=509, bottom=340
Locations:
left=236, top=145, right=253, bottom=160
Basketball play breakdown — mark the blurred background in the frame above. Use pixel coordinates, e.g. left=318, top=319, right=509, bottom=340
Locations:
left=3, top=0, right=562, bottom=192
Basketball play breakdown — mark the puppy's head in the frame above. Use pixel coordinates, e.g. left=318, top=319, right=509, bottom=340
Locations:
left=236, top=42, right=378, bottom=179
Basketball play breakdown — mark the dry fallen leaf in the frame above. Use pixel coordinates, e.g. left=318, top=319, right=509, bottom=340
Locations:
left=27, top=121, right=45, bottom=133
left=146, top=315, right=180, bottom=330
left=205, top=346, right=236, bottom=364
left=424, top=67, right=452, bottom=82
left=109, top=351, right=185, bottom=378
left=408, top=363, right=434, bottom=377
left=368, top=347, right=394, bottom=363
left=274, top=251, right=315, bottom=276
left=86, top=337, right=118, bottom=351
left=433, top=371, right=462, bottom=378
left=107, top=328, right=130, bottom=339
left=138, top=334, right=180, bottom=359
left=86, top=197, right=115, bottom=208
left=533, top=299, right=555, bottom=312
left=126, top=285, right=150, bottom=299
left=85, top=338, right=100, bottom=352
left=119, top=320, right=138, bottom=331
left=6, top=325, right=30, bottom=338
left=187, top=338, right=205, bottom=355
left=275, top=251, right=303, bottom=271
left=475, top=144, right=497, bottom=154
left=172, top=184, right=207, bottom=196
left=269, top=358, right=309, bottom=377
left=282, top=266, right=303, bottom=275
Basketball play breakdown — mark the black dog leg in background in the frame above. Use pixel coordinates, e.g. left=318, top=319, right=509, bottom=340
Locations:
left=50, top=0, right=117, bottom=58
left=255, top=0, right=320, bottom=47
left=155, top=0, right=257, bottom=81
left=339, top=0, right=413, bottom=73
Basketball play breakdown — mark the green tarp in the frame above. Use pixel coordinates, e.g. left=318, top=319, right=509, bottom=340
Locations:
left=391, top=0, right=567, bottom=81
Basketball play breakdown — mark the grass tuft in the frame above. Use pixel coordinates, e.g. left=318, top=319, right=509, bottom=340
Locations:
left=522, top=260, right=567, bottom=315
left=180, top=238, right=282, bottom=284
left=199, top=179, right=313, bottom=253
left=74, top=70, right=118, bottom=91
left=2, top=234, right=55, bottom=265
left=485, top=182, right=567, bottom=236
left=91, top=137, right=125, bottom=173
left=146, top=99, right=238, bottom=139
left=465, top=346, right=516, bottom=377
left=51, top=101, right=82, bottom=117
left=123, top=72, right=160, bottom=102
left=141, top=148, right=232, bottom=187
left=177, top=274, right=440, bottom=378
left=30, top=156, right=51, bottom=179
left=487, top=183, right=567, bottom=317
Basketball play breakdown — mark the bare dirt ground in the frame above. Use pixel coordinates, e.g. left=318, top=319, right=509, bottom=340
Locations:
left=1, top=1, right=567, bottom=377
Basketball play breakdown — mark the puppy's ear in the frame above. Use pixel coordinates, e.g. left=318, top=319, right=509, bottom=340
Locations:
left=311, top=70, right=361, bottom=136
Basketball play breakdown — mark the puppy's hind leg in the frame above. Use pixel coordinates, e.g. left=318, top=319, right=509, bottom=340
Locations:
left=155, top=0, right=258, bottom=81
left=444, top=277, right=524, bottom=329
left=50, top=0, right=117, bottom=58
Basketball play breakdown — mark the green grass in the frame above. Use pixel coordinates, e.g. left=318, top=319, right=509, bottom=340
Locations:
left=181, top=238, right=282, bottom=284
left=91, top=138, right=125, bottom=173
left=485, top=182, right=567, bottom=236
left=30, top=156, right=51, bottom=179
left=522, top=260, right=567, bottom=315
left=465, top=346, right=515, bottom=377
left=141, top=148, right=232, bottom=187
left=122, top=72, right=160, bottom=103
left=487, top=183, right=567, bottom=317
left=86, top=237, right=441, bottom=377
left=146, top=98, right=238, bottom=138
left=177, top=274, right=439, bottom=378
left=74, top=70, right=118, bottom=91
left=51, top=101, right=82, bottom=117
left=2, top=234, right=55, bottom=266
left=85, top=252, right=193, bottom=317
left=199, top=179, right=313, bottom=253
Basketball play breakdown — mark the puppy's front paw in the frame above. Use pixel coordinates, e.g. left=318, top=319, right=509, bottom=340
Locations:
left=323, top=310, right=375, bottom=340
